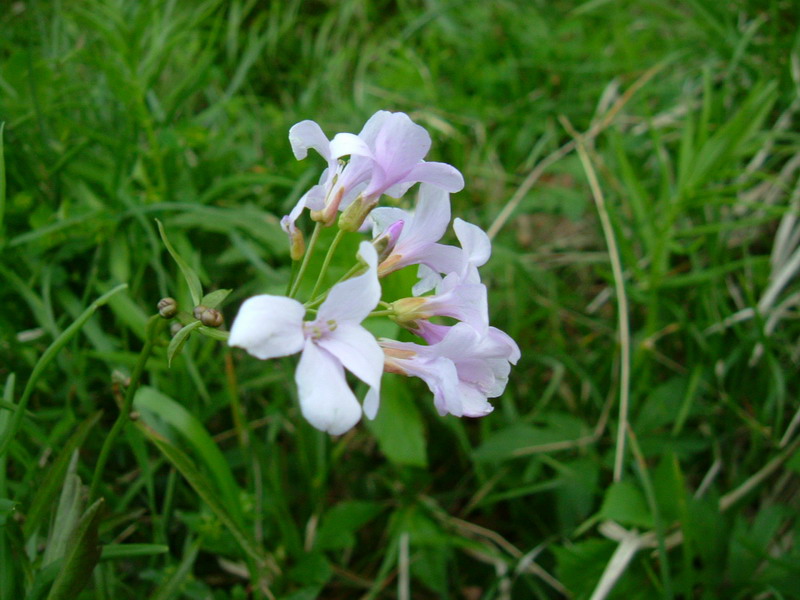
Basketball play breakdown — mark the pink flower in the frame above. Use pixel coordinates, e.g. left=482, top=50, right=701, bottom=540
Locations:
left=229, top=242, right=383, bottom=434
left=370, top=184, right=463, bottom=277
left=282, top=111, right=464, bottom=233
left=391, top=272, right=489, bottom=334
left=378, top=323, right=520, bottom=418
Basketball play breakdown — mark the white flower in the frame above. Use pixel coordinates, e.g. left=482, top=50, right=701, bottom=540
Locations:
left=229, top=242, right=383, bottom=435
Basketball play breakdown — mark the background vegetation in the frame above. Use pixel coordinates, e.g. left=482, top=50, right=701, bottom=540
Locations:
left=2, top=0, right=800, bottom=598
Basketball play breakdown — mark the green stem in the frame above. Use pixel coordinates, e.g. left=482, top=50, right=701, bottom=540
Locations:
left=309, top=229, right=346, bottom=300
left=368, top=309, right=396, bottom=318
left=289, top=222, right=322, bottom=298
left=89, top=315, right=164, bottom=502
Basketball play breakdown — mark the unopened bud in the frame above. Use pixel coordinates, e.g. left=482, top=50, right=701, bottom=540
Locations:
left=389, top=297, right=428, bottom=326
left=158, top=297, right=178, bottom=319
left=200, top=308, right=223, bottom=328
left=289, top=227, right=305, bottom=261
left=170, top=322, right=184, bottom=336
left=373, top=219, right=404, bottom=262
left=193, top=305, right=208, bottom=320
left=339, top=196, right=377, bottom=233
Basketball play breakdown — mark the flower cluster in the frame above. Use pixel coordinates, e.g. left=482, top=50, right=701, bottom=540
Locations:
left=229, top=111, right=519, bottom=434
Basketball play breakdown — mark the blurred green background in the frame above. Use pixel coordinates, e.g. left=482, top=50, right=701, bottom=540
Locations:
left=2, top=0, right=800, bottom=598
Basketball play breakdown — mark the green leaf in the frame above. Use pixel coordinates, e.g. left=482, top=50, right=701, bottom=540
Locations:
left=598, top=481, right=654, bottom=529
left=200, top=288, right=232, bottom=309
left=167, top=320, right=202, bottom=366
left=196, top=324, right=229, bottom=341
left=100, top=544, right=169, bottom=560
left=42, top=455, right=82, bottom=566
left=0, top=285, right=127, bottom=459
left=0, top=121, right=5, bottom=244
left=315, top=501, right=383, bottom=551
left=148, top=539, right=200, bottom=600
left=366, top=383, right=427, bottom=467
left=137, top=426, right=274, bottom=574
left=134, top=386, right=244, bottom=524
left=45, top=498, right=104, bottom=600
left=23, top=412, right=103, bottom=539
left=473, top=415, right=586, bottom=462
left=0, top=498, right=16, bottom=525
left=156, top=219, right=203, bottom=306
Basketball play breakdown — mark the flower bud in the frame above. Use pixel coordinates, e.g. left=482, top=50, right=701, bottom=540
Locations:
left=158, top=297, right=178, bottom=319
left=372, top=219, right=404, bottom=262
left=200, top=308, right=224, bottom=328
left=339, top=196, right=378, bottom=233
left=289, top=227, right=305, bottom=261
left=193, top=305, right=208, bottom=320
left=170, top=322, right=184, bottom=336
left=389, top=297, right=428, bottom=326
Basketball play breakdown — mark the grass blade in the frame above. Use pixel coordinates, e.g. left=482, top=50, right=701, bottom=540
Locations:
left=0, top=284, right=127, bottom=459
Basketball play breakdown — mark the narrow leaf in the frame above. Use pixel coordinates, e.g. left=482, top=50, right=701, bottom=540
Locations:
left=200, top=288, right=232, bottom=309
left=156, top=219, right=203, bottom=306
left=134, top=386, right=244, bottom=525
left=100, top=544, right=169, bottom=560
left=149, top=539, right=200, bottom=600
left=167, top=320, right=202, bottom=367
left=24, top=412, right=103, bottom=539
left=42, top=454, right=82, bottom=566
left=0, top=284, right=127, bottom=458
left=137, top=424, right=274, bottom=573
left=0, top=122, right=5, bottom=243
left=45, top=498, right=104, bottom=600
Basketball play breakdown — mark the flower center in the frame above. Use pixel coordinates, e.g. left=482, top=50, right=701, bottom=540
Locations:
left=304, top=318, right=338, bottom=340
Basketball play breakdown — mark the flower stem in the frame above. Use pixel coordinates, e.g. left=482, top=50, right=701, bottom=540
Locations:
left=89, top=314, right=164, bottom=502
left=309, top=229, right=345, bottom=300
left=368, top=309, right=396, bottom=318
left=288, top=222, right=322, bottom=298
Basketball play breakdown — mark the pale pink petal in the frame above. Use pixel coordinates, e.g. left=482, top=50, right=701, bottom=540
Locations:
left=228, top=295, right=305, bottom=359
left=289, top=120, right=332, bottom=161
left=373, top=112, right=431, bottom=174
left=296, top=340, right=362, bottom=435
left=317, top=323, right=382, bottom=390
left=417, top=244, right=464, bottom=276
left=402, top=183, right=451, bottom=248
left=454, top=218, right=491, bottom=268
left=485, top=326, right=521, bottom=365
left=412, top=265, right=442, bottom=296
left=363, top=386, right=380, bottom=420
left=357, top=110, right=392, bottom=146
left=458, top=383, right=494, bottom=417
left=370, top=207, right=408, bottom=236
left=398, top=161, right=465, bottom=194
left=318, top=242, right=380, bottom=324
left=330, top=133, right=374, bottom=160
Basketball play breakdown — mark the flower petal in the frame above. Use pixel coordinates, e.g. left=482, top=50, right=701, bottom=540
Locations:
left=330, top=132, right=373, bottom=159
left=289, top=120, right=331, bottom=161
left=363, top=386, right=380, bottom=420
left=403, top=184, right=450, bottom=248
left=399, top=161, right=465, bottom=194
left=454, top=218, right=491, bottom=268
left=317, top=323, right=382, bottom=390
left=228, top=295, right=305, bottom=360
left=318, top=242, right=380, bottom=324
left=296, top=340, right=363, bottom=435
left=357, top=110, right=392, bottom=146
left=373, top=112, right=431, bottom=174
left=458, top=382, right=494, bottom=417
left=370, top=207, right=408, bottom=237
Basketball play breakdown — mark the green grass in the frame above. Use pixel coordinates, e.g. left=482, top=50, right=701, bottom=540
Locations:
left=2, top=0, right=800, bottom=598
